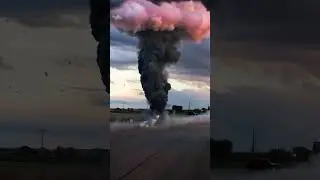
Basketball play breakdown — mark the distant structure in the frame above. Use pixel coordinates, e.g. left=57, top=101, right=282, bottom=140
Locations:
left=293, top=146, right=311, bottom=162
left=39, top=129, right=47, bottom=149
left=172, top=105, right=183, bottom=111
left=251, top=126, right=256, bottom=153
left=188, top=97, right=191, bottom=110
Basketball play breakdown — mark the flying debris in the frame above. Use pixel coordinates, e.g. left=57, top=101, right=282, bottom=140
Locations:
left=44, top=71, right=48, bottom=77
left=110, top=0, right=210, bottom=126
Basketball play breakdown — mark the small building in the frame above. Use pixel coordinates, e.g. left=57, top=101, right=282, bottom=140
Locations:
left=172, top=105, right=183, bottom=111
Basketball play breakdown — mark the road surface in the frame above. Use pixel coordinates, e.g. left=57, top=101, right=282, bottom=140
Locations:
left=111, top=122, right=210, bottom=180
left=212, top=155, right=320, bottom=180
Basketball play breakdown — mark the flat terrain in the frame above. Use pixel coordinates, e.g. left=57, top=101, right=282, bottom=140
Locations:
left=0, top=162, right=108, bottom=180
left=111, top=121, right=210, bottom=180
left=212, top=155, right=320, bottom=180
left=110, top=111, right=191, bottom=122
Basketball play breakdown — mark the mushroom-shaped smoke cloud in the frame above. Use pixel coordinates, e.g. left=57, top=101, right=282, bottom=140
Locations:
left=110, top=0, right=210, bottom=123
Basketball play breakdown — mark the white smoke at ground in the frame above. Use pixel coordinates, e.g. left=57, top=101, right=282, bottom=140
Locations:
left=110, top=120, right=138, bottom=131
left=171, top=112, right=210, bottom=125
left=111, top=112, right=210, bottom=131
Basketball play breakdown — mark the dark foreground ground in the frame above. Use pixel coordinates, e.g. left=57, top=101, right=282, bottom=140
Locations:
left=0, top=148, right=109, bottom=180
left=111, top=122, right=210, bottom=180
left=0, top=162, right=108, bottom=180
left=212, top=155, right=320, bottom=180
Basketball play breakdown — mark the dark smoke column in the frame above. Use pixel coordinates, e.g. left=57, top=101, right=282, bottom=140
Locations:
left=137, top=30, right=181, bottom=115
left=89, top=0, right=109, bottom=93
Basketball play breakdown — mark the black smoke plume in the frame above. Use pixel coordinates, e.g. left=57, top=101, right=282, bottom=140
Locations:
left=136, top=30, right=181, bottom=114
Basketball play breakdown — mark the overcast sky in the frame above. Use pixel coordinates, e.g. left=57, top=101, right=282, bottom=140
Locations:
left=0, top=0, right=108, bottom=148
left=212, top=0, right=320, bottom=151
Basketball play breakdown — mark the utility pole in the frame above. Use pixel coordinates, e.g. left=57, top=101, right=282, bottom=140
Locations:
left=39, top=129, right=47, bottom=149
left=251, top=126, right=256, bottom=153
left=188, top=97, right=191, bottom=110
